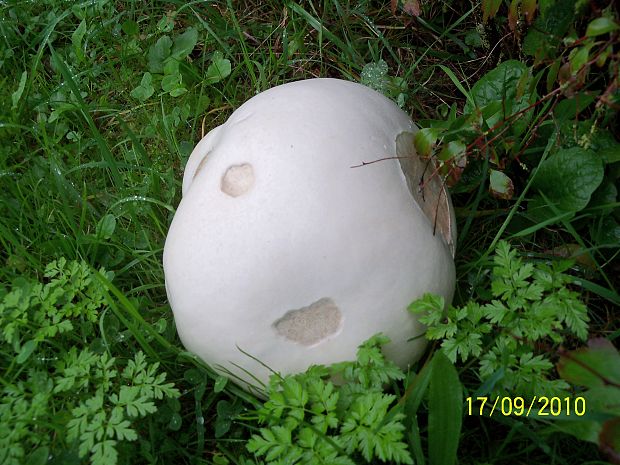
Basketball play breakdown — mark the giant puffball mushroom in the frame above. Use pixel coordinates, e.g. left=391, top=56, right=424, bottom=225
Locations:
left=163, top=78, right=456, bottom=391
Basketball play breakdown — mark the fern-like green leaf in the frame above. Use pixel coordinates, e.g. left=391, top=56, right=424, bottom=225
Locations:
left=408, top=240, right=592, bottom=399
left=247, top=335, right=412, bottom=464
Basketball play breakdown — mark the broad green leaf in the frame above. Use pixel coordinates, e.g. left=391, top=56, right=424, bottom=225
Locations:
left=157, top=15, right=174, bottom=33
left=553, top=93, right=596, bottom=121
left=464, top=30, right=483, bottom=47
left=464, top=60, right=535, bottom=136
left=585, top=386, right=620, bottom=416
left=489, top=169, right=514, bottom=199
left=214, top=375, right=228, bottom=393
left=121, top=20, right=139, bottom=36
left=163, top=58, right=180, bottom=75
left=446, top=112, right=479, bottom=138
left=130, top=73, right=154, bottom=102
left=522, top=0, right=537, bottom=22
left=553, top=419, right=600, bottom=443
left=588, top=179, right=617, bottom=212
left=508, top=0, right=519, bottom=31
left=557, top=340, right=620, bottom=460
left=215, top=400, right=241, bottom=438
left=438, top=140, right=466, bottom=162
left=600, top=419, right=620, bottom=459
left=538, top=0, right=554, bottom=15
left=586, top=17, right=619, bottom=37
left=204, top=51, right=231, bottom=84
left=194, top=94, right=211, bottom=115
left=11, top=70, right=27, bottom=109
left=428, top=351, right=462, bottom=465
left=546, top=58, right=561, bottom=91
left=596, top=44, right=613, bottom=67
left=161, top=73, right=182, bottom=92
left=214, top=416, right=234, bottom=442
left=96, top=214, right=116, bottom=239
left=569, top=45, right=592, bottom=73
left=531, top=146, right=604, bottom=212
left=557, top=338, right=620, bottom=388
left=169, top=87, right=187, bottom=97
left=184, top=368, right=205, bottom=384
left=16, top=339, right=37, bottom=364
left=413, top=127, right=444, bottom=158
left=594, top=131, right=620, bottom=163
left=148, top=36, right=172, bottom=73
left=26, top=447, right=50, bottom=465
left=482, top=0, right=502, bottom=22
left=72, top=19, right=87, bottom=62
left=523, top=0, right=575, bottom=59
left=525, top=194, right=576, bottom=224
left=168, top=413, right=182, bottom=431
left=465, top=60, right=528, bottom=110
left=477, top=101, right=503, bottom=128
left=171, top=27, right=198, bottom=60
left=590, top=216, right=620, bottom=247
left=515, top=66, right=530, bottom=100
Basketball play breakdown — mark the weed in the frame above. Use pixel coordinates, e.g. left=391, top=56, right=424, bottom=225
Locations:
left=246, top=335, right=411, bottom=464
left=410, top=241, right=589, bottom=398
left=0, top=0, right=617, bottom=464
left=0, top=259, right=179, bottom=465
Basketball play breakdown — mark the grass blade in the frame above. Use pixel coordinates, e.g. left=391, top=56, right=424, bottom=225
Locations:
left=401, top=353, right=434, bottom=463
left=437, top=64, right=472, bottom=100
left=49, top=46, right=122, bottom=188
left=287, top=1, right=360, bottom=63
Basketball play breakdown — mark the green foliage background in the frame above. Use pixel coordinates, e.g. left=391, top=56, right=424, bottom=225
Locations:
left=0, top=0, right=618, bottom=464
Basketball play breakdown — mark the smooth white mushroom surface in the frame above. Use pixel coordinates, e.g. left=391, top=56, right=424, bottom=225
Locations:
left=163, top=78, right=456, bottom=391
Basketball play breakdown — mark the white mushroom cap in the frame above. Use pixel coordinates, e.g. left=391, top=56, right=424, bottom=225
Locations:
left=163, top=78, right=456, bottom=390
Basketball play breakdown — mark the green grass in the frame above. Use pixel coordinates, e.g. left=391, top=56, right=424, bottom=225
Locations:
left=1, top=1, right=618, bottom=464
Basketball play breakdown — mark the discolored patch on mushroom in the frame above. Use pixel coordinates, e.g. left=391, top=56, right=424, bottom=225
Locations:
left=396, top=131, right=456, bottom=257
left=273, top=298, right=342, bottom=346
left=192, top=152, right=209, bottom=180
left=221, top=163, right=254, bottom=197
left=193, top=152, right=211, bottom=182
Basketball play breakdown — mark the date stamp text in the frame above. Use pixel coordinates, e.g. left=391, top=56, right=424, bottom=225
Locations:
left=466, top=396, right=586, bottom=417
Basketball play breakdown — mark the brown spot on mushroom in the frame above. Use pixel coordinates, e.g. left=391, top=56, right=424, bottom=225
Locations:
left=273, top=297, right=342, bottom=346
left=221, top=163, right=254, bottom=197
